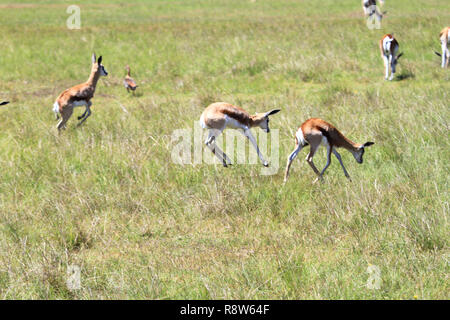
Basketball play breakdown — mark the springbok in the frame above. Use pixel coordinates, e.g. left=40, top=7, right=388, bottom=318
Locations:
left=434, top=27, right=450, bottom=68
left=380, top=34, right=403, bottom=80
left=200, top=102, right=280, bottom=167
left=362, top=0, right=384, bottom=22
left=284, top=118, right=374, bottom=183
left=0, top=101, right=9, bottom=106
left=124, top=65, right=138, bottom=93
left=53, top=53, right=108, bottom=131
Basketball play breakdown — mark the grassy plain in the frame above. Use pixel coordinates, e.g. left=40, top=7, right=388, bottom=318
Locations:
left=0, top=0, right=448, bottom=299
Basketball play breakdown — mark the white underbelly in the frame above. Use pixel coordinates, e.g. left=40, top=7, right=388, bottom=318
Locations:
left=225, top=116, right=246, bottom=130
left=73, top=100, right=88, bottom=107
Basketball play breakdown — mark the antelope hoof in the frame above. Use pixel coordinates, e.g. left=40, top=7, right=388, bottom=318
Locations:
left=77, top=115, right=83, bottom=120
left=263, top=161, right=269, bottom=167
left=313, top=176, right=324, bottom=184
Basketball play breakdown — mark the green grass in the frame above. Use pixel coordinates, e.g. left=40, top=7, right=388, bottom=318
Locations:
left=0, top=0, right=449, bottom=299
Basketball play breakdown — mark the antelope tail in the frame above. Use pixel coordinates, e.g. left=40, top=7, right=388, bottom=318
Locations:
left=434, top=50, right=442, bottom=57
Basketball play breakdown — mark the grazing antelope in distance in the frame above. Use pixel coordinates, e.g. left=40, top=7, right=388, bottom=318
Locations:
left=434, top=27, right=450, bottom=68
left=362, top=0, right=384, bottom=22
left=0, top=101, right=9, bottom=106
left=124, top=65, right=138, bottom=93
left=53, top=53, right=108, bottom=131
left=200, top=102, right=280, bottom=167
left=380, top=34, right=403, bottom=80
left=284, top=118, right=374, bottom=183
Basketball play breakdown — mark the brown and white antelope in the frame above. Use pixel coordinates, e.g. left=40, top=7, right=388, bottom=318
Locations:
left=362, top=0, right=384, bottom=21
left=200, top=102, right=280, bottom=167
left=0, top=101, right=9, bottom=106
left=53, top=53, right=108, bottom=131
left=380, top=34, right=403, bottom=80
left=284, top=118, right=374, bottom=183
left=124, top=65, right=138, bottom=93
left=434, top=27, right=450, bottom=68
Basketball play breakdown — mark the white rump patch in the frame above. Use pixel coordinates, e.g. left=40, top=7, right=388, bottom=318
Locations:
left=53, top=101, right=60, bottom=114
left=382, top=37, right=398, bottom=57
left=199, top=115, right=208, bottom=129
left=382, top=37, right=392, bottom=54
left=296, top=128, right=307, bottom=146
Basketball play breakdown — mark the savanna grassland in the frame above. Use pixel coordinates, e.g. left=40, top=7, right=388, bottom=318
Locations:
left=0, top=0, right=448, bottom=299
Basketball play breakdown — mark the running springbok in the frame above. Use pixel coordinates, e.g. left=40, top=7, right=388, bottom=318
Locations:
left=362, top=0, right=384, bottom=21
left=200, top=102, right=280, bottom=167
left=124, top=65, right=138, bottom=93
left=284, top=118, right=374, bottom=183
left=53, top=53, right=108, bottom=131
left=380, top=34, right=403, bottom=80
left=434, top=27, right=449, bottom=68
left=0, top=101, right=9, bottom=106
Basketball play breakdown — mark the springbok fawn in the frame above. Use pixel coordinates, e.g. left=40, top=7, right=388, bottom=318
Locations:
left=284, top=118, right=374, bottom=183
left=124, top=65, right=138, bottom=93
left=53, top=53, right=108, bottom=131
left=362, top=0, right=384, bottom=21
left=434, top=27, right=449, bottom=68
left=200, top=102, right=280, bottom=167
left=0, top=101, right=9, bottom=106
left=380, top=34, right=403, bottom=80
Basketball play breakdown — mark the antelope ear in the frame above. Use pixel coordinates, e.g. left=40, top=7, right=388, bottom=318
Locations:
left=363, top=142, right=375, bottom=148
left=264, top=109, right=281, bottom=117
left=98, top=56, right=103, bottom=65
left=397, top=52, right=404, bottom=59
left=92, top=53, right=96, bottom=64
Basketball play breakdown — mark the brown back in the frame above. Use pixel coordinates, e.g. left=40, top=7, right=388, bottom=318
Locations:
left=302, top=118, right=358, bottom=150
left=216, top=103, right=251, bottom=126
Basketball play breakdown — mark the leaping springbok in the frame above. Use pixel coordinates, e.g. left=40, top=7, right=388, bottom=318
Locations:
left=284, top=118, right=374, bottom=183
left=380, top=34, right=403, bottom=80
left=124, top=65, right=138, bottom=93
left=434, top=27, right=449, bottom=68
left=0, top=101, right=9, bottom=106
left=362, top=0, right=384, bottom=22
left=200, top=102, right=280, bottom=167
left=53, top=53, right=108, bottom=131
